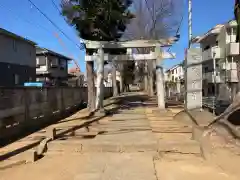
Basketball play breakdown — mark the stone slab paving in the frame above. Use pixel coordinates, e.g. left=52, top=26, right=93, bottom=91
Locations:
left=1, top=93, right=239, bottom=180
left=1, top=153, right=156, bottom=180
left=155, top=158, right=239, bottom=180
left=48, top=106, right=158, bottom=153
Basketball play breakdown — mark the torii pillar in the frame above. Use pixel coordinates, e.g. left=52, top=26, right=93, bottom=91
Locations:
left=95, top=44, right=105, bottom=111
left=155, top=47, right=165, bottom=110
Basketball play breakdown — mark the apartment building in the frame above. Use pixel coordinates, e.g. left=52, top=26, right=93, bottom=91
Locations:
left=165, top=64, right=184, bottom=82
left=36, top=47, right=71, bottom=86
left=197, top=20, right=238, bottom=100
left=165, top=64, right=184, bottom=96
left=0, top=28, right=36, bottom=86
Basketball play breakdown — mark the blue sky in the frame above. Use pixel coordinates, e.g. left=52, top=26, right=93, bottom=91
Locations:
left=163, top=0, right=234, bottom=69
left=0, top=0, right=235, bottom=72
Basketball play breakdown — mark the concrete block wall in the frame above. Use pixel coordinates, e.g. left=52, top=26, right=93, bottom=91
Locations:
left=0, top=87, right=112, bottom=140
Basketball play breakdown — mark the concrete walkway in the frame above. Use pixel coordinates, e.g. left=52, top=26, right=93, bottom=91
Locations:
left=0, top=92, right=239, bottom=180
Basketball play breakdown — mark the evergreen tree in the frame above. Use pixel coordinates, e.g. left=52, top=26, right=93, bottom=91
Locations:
left=61, top=0, right=134, bottom=41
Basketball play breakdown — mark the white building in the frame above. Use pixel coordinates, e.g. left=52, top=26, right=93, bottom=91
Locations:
left=165, top=64, right=184, bottom=96
left=36, top=47, right=71, bottom=85
left=197, top=20, right=239, bottom=99
left=165, top=64, right=184, bottom=82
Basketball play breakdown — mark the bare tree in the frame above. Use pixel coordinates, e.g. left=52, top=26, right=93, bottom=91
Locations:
left=122, top=0, right=183, bottom=94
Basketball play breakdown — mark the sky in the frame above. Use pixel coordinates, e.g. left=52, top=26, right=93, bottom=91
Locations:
left=0, top=0, right=235, bottom=72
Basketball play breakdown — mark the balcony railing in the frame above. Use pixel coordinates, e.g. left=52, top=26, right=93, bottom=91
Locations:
left=202, top=46, right=221, bottom=61
left=226, top=69, right=238, bottom=82
left=220, top=62, right=237, bottom=70
left=202, top=96, right=216, bottom=109
left=226, top=43, right=239, bottom=56
left=203, top=72, right=224, bottom=83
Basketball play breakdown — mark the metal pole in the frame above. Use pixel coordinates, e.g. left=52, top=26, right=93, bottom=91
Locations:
left=188, top=0, right=192, bottom=48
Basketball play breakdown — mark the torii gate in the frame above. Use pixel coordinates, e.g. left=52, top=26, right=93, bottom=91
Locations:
left=84, top=39, right=177, bottom=113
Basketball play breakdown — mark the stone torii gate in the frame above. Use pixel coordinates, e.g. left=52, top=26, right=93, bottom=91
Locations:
left=84, top=39, right=177, bottom=113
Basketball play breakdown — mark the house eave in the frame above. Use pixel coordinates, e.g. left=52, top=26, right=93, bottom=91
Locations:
left=0, top=28, right=37, bottom=45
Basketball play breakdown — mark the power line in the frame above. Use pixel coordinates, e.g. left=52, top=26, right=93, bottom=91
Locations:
left=0, top=3, right=80, bottom=63
left=27, top=0, right=84, bottom=50
left=51, top=0, right=62, bottom=15
left=50, top=0, right=82, bottom=45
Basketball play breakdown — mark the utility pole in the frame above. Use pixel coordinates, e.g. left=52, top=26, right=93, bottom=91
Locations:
left=185, top=0, right=203, bottom=111
left=185, top=0, right=193, bottom=109
left=188, top=0, right=192, bottom=48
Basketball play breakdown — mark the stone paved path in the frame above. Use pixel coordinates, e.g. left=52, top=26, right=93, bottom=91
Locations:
left=0, top=93, right=239, bottom=180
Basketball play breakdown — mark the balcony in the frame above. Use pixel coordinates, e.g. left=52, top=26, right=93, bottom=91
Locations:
left=202, top=46, right=221, bottom=61
left=226, top=69, right=238, bottom=82
left=226, top=43, right=239, bottom=56
left=203, top=72, right=224, bottom=83
left=220, top=62, right=237, bottom=70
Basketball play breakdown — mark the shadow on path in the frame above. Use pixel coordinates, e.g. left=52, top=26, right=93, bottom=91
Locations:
left=0, top=93, right=151, bottom=161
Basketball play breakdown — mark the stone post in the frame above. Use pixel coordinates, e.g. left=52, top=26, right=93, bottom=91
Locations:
left=112, top=61, right=118, bottom=97
left=95, top=44, right=105, bottom=111
left=185, top=48, right=202, bottom=110
left=148, top=55, right=154, bottom=96
left=86, top=60, right=95, bottom=111
left=155, top=47, right=165, bottom=110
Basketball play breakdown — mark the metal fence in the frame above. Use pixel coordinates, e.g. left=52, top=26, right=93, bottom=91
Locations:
left=0, top=87, right=112, bottom=140
left=202, top=96, right=216, bottom=109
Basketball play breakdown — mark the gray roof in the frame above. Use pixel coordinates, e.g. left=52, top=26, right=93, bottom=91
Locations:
left=0, top=28, right=36, bottom=45
left=36, top=46, right=72, bottom=61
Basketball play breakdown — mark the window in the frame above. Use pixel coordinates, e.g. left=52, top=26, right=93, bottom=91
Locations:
left=14, top=74, right=19, bottom=85
left=29, top=77, right=32, bottom=82
left=233, top=28, right=237, bottom=35
left=227, top=28, right=231, bottom=35
left=37, top=77, right=46, bottom=82
left=13, top=40, right=17, bottom=52
left=172, top=76, right=174, bottom=81
left=36, top=57, right=39, bottom=66
left=50, top=57, right=59, bottom=67
left=204, top=67, right=208, bottom=73
left=36, top=56, right=46, bottom=66
left=60, top=59, right=67, bottom=70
